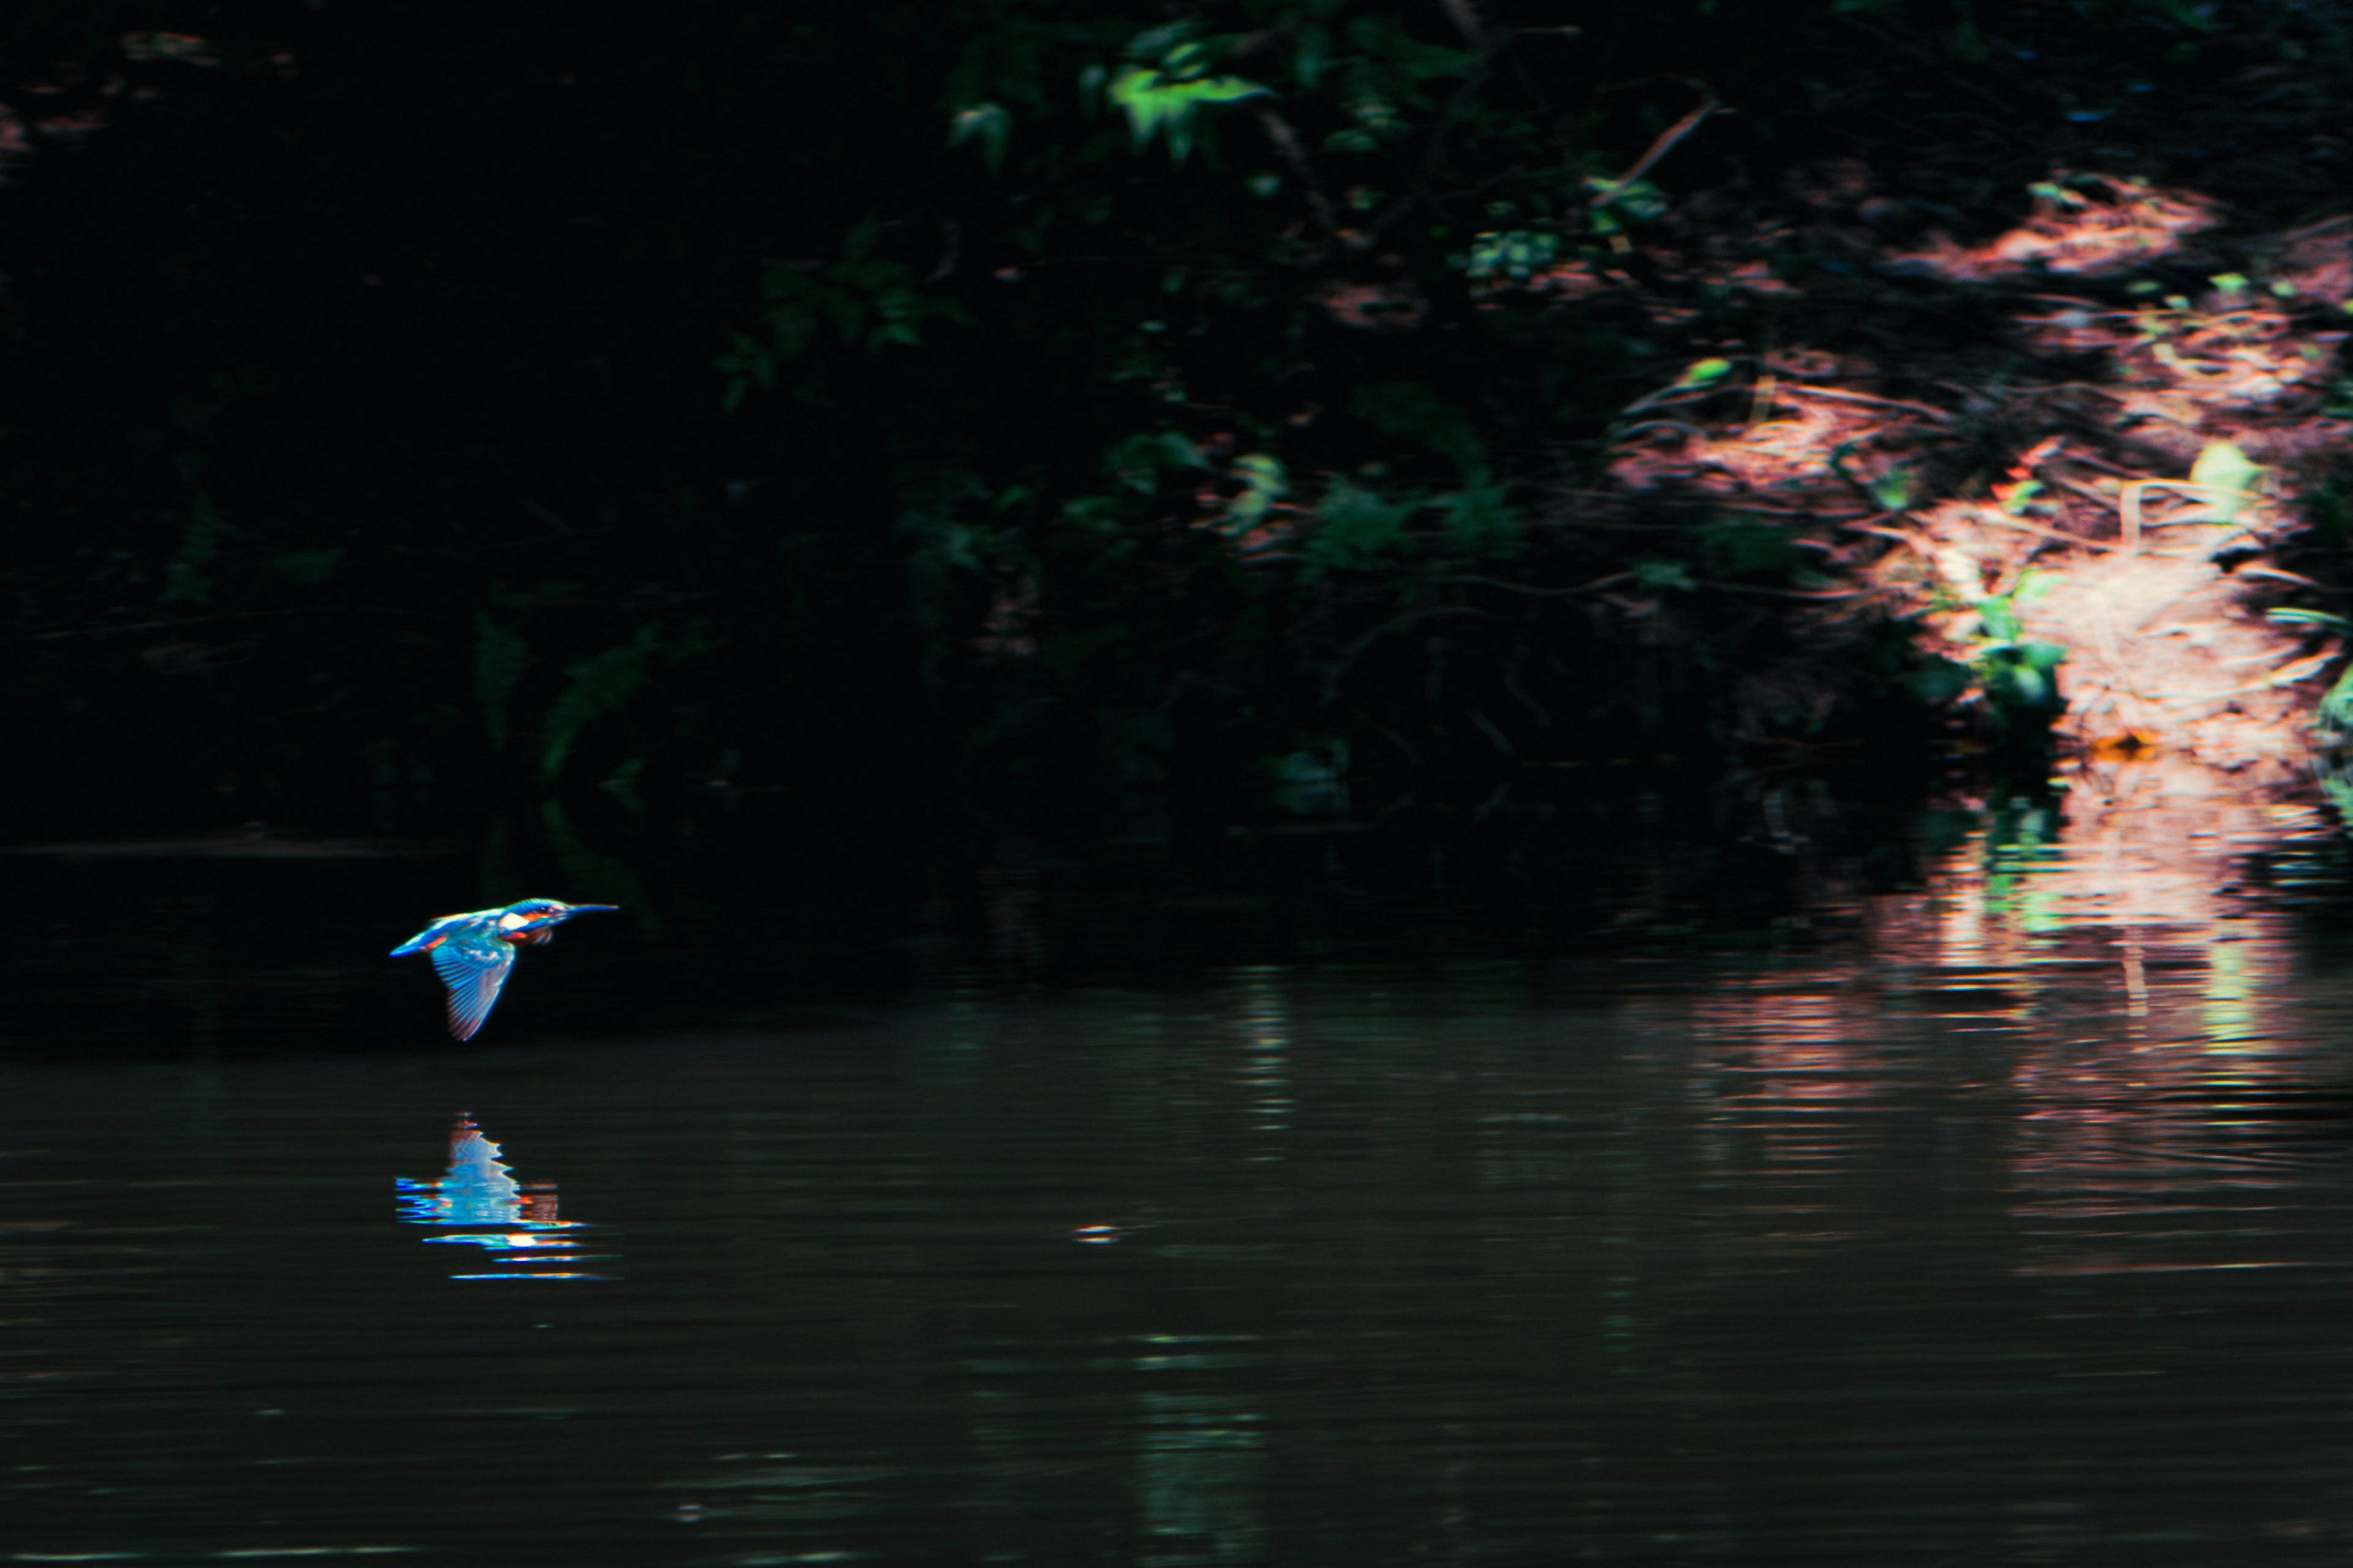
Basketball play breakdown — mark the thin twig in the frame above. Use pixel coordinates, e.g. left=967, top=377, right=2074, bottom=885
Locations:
left=1590, top=83, right=1718, bottom=210
left=2152, top=652, right=2338, bottom=704
left=1608, top=419, right=1711, bottom=445
left=2120, top=480, right=2265, bottom=552
left=2237, top=565, right=2323, bottom=588
left=2048, top=473, right=2120, bottom=509
left=1336, top=604, right=1483, bottom=662
left=1433, top=570, right=1632, bottom=597
left=1773, top=384, right=1954, bottom=423
left=1971, top=511, right=2129, bottom=553
left=1703, top=581, right=1868, bottom=599
left=2058, top=450, right=2154, bottom=480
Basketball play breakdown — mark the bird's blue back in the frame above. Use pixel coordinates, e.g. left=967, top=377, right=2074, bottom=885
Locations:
left=389, top=899, right=617, bottom=1040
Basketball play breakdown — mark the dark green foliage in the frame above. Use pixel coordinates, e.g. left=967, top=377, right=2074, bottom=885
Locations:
left=0, top=0, right=2339, bottom=846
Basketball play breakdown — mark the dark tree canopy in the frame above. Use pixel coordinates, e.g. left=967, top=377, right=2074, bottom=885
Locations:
left=0, top=1, right=2340, bottom=853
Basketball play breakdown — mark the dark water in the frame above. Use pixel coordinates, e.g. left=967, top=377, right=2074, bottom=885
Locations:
left=12, top=801, right=2353, bottom=1564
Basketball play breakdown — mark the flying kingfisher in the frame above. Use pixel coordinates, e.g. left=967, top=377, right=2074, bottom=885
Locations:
left=390, top=899, right=618, bottom=1041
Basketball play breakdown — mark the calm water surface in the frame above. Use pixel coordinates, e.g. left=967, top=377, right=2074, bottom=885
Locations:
left=12, top=795, right=2353, bottom=1563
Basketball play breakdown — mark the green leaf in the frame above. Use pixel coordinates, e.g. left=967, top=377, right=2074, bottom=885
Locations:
left=1293, top=22, right=1331, bottom=88
left=948, top=102, right=1011, bottom=174
left=1268, top=740, right=1349, bottom=816
left=1585, top=175, right=1670, bottom=221
left=1868, top=466, right=1914, bottom=511
left=1124, top=21, right=1195, bottom=64
left=1105, top=430, right=1208, bottom=493
left=1351, top=382, right=1483, bottom=476
left=1908, top=655, right=1975, bottom=705
left=1106, top=64, right=1270, bottom=165
left=1465, top=229, right=1561, bottom=281
left=2189, top=439, right=2263, bottom=521
left=1677, top=357, right=1733, bottom=387
left=1696, top=515, right=1799, bottom=577
left=1222, top=453, right=1289, bottom=531
left=541, top=625, right=661, bottom=782
left=1631, top=558, right=1695, bottom=593
left=2321, top=661, right=2353, bottom=734
left=1978, top=640, right=2068, bottom=713
left=1438, top=479, right=1521, bottom=557
left=1305, top=479, right=1418, bottom=570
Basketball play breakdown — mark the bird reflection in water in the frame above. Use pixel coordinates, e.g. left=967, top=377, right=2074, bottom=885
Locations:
left=395, top=1115, right=604, bottom=1280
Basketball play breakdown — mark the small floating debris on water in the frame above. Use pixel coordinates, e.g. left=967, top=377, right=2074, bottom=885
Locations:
left=1071, top=1224, right=1122, bottom=1244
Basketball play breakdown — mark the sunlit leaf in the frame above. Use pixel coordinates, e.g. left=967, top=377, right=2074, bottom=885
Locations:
left=1221, top=453, right=1289, bottom=531
left=2012, top=569, right=2060, bottom=607
left=2189, top=439, right=2262, bottom=520
left=1107, top=64, right=1270, bottom=165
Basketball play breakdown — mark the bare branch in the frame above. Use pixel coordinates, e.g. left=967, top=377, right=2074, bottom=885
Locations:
left=1590, top=82, right=1720, bottom=210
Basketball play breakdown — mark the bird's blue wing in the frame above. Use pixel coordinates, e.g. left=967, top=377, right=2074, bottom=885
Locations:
left=391, top=912, right=470, bottom=958
left=431, top=938, right=517, bottom=1042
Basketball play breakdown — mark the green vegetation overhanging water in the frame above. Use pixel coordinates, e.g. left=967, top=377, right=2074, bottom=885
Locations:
left=10, top=1, right=2353, bottom=847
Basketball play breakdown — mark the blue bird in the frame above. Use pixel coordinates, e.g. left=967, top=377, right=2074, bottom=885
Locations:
left=390, top=898, right=618, bottom=1040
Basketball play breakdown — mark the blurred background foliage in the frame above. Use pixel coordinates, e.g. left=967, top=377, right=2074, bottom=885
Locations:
left=0, top=0, right=2343, bottom=861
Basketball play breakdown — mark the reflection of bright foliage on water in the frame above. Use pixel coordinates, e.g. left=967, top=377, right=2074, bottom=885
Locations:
left=1642, top=782, right=2342, bottom=1278
left=395, top=1115, right=601, bottom=1281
